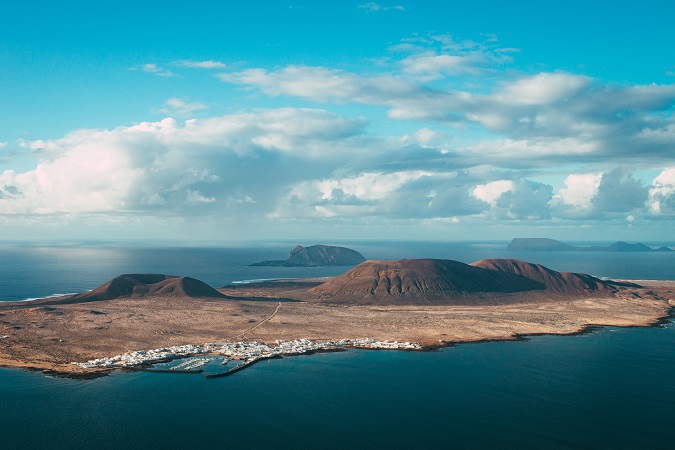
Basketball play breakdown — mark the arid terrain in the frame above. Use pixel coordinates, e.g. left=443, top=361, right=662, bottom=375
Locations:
left=1, top=259, right=674, bottom=377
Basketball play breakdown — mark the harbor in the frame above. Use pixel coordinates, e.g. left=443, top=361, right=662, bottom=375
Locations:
left=72, top=338, right=422, bottom=378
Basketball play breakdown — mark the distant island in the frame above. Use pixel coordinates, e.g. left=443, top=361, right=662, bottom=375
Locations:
left=507, top=238, right=672, bottom=252
left=249, top=244, right=366, bottom=267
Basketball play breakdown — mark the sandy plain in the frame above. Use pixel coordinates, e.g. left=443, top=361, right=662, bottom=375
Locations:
left=0, top=279, right=673, bottom=376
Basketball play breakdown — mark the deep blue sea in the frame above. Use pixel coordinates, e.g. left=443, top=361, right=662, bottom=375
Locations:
left=1, top=241, right=674, bottom=449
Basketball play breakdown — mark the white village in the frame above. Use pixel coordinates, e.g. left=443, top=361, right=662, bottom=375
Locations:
left=72, top=338, right=422, bottom=377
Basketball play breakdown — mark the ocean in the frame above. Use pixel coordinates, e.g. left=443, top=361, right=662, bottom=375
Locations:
left=1, top=241, right=674, bottom=448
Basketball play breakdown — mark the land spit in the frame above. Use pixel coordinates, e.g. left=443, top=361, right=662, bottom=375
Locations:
left=0, top=278, right=673, bottom=377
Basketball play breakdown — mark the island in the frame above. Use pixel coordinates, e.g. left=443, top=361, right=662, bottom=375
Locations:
left=248, top=244, right=366, bottom=266
left=0, top=258, right=673, bottom=378
left=507, top=238, right=673, bottom=252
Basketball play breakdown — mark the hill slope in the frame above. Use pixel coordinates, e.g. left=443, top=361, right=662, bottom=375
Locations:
left=309, top=259, right=545, bottom=304
left=470, top=259, right=634, bottom=295
left=67, top=274, right=227, bottom=302
left=308, top=258, right=634, bottom=305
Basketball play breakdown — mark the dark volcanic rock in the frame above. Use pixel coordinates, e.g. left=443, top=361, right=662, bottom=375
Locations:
left=68, top=274, right=226, bottom=302
left=249, top=245, right=366, bottom=267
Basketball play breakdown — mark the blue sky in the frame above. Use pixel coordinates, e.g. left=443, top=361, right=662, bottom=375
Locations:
left=1, top=1, right=674, bottom=242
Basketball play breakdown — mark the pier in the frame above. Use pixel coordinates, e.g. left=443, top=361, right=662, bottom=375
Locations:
left=205, top=354, right=281, bottom=379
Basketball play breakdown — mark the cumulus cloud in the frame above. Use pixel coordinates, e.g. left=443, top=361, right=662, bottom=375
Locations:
left=649, top=167, right=675, bottom=215
left=7, top=26, right=675, bottom=233
left=271, top=170, right=489, bottom=220
left=473, top=180, right=514, bottom=206
left=495, top=180, right=553, bottom=219
left=473, top=179, right=553, bottom=220
left=554, top=173, right=602, bottom=217
left=0, top=109, right=370, bottom=216
left=592, top=169, right=648, bottom=213
left=552, top=170, right=649, bottom=219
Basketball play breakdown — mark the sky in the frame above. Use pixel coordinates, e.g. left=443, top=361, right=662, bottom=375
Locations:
left=1, top=0, right=674, bottom=243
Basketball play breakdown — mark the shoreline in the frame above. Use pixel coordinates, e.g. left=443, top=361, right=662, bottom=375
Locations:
left=1, top=305, right=673, bottom=380
left=1, top=279, right=672, bottom=380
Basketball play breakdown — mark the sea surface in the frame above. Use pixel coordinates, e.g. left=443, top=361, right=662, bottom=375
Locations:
left=1, top=241, right=674, bottom=449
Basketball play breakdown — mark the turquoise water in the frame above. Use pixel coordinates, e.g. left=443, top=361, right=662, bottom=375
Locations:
left=1, top=242, right=674, bottom=448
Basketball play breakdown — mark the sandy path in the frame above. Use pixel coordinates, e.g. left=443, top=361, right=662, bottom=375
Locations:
left=234, top=301, right=282, bottom=339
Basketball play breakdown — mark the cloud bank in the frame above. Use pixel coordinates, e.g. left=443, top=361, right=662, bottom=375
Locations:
left=3, top=33, right=674, bottom=240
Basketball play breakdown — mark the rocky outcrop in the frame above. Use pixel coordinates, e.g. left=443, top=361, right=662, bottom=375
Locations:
left=249, top=245, right=366, bottom=267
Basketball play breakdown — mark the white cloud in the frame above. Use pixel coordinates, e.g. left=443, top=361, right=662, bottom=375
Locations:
left=219, top=65, right=459, bottom=122
left=473, top=180, right=514, bottom=206
left=495, top=72, right=590, bottom=106
left=495, top=180, right=553, bottom=219
left=358, top=3, right=405, bottom=12
left=649, top=167, right=675, bottom=215
left=218, top=56, right=675, bottom=168
left=219, top=65, right=421, bottom=104
left=401, top=52, right=483, bottom=80
left=414, top=128, right=438, bottom=146
left=0, top=109, right=369, bottom=216
left=153, top=97, right=209, bottom=117
left=556, top=173, right=602, bottom=212
left=185, top=189, right=216, bottom=205
left=176, top=60, right=226, bottom=69
left=592, top=169, right=648, bottom=213
left=270, top=170, right=489, bottom=220
left=0, top=142, right=6, bottom=149
left=472, top=179, right=553, bottom=220
left=138, top=63, right=176, bottom=77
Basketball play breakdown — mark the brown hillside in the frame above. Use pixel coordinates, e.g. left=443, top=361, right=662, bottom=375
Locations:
left=308, top=259, right=545, bottom=305
left=66, top=274, right=227, bottom=302
left=470, top=259, right=637, bottom=294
